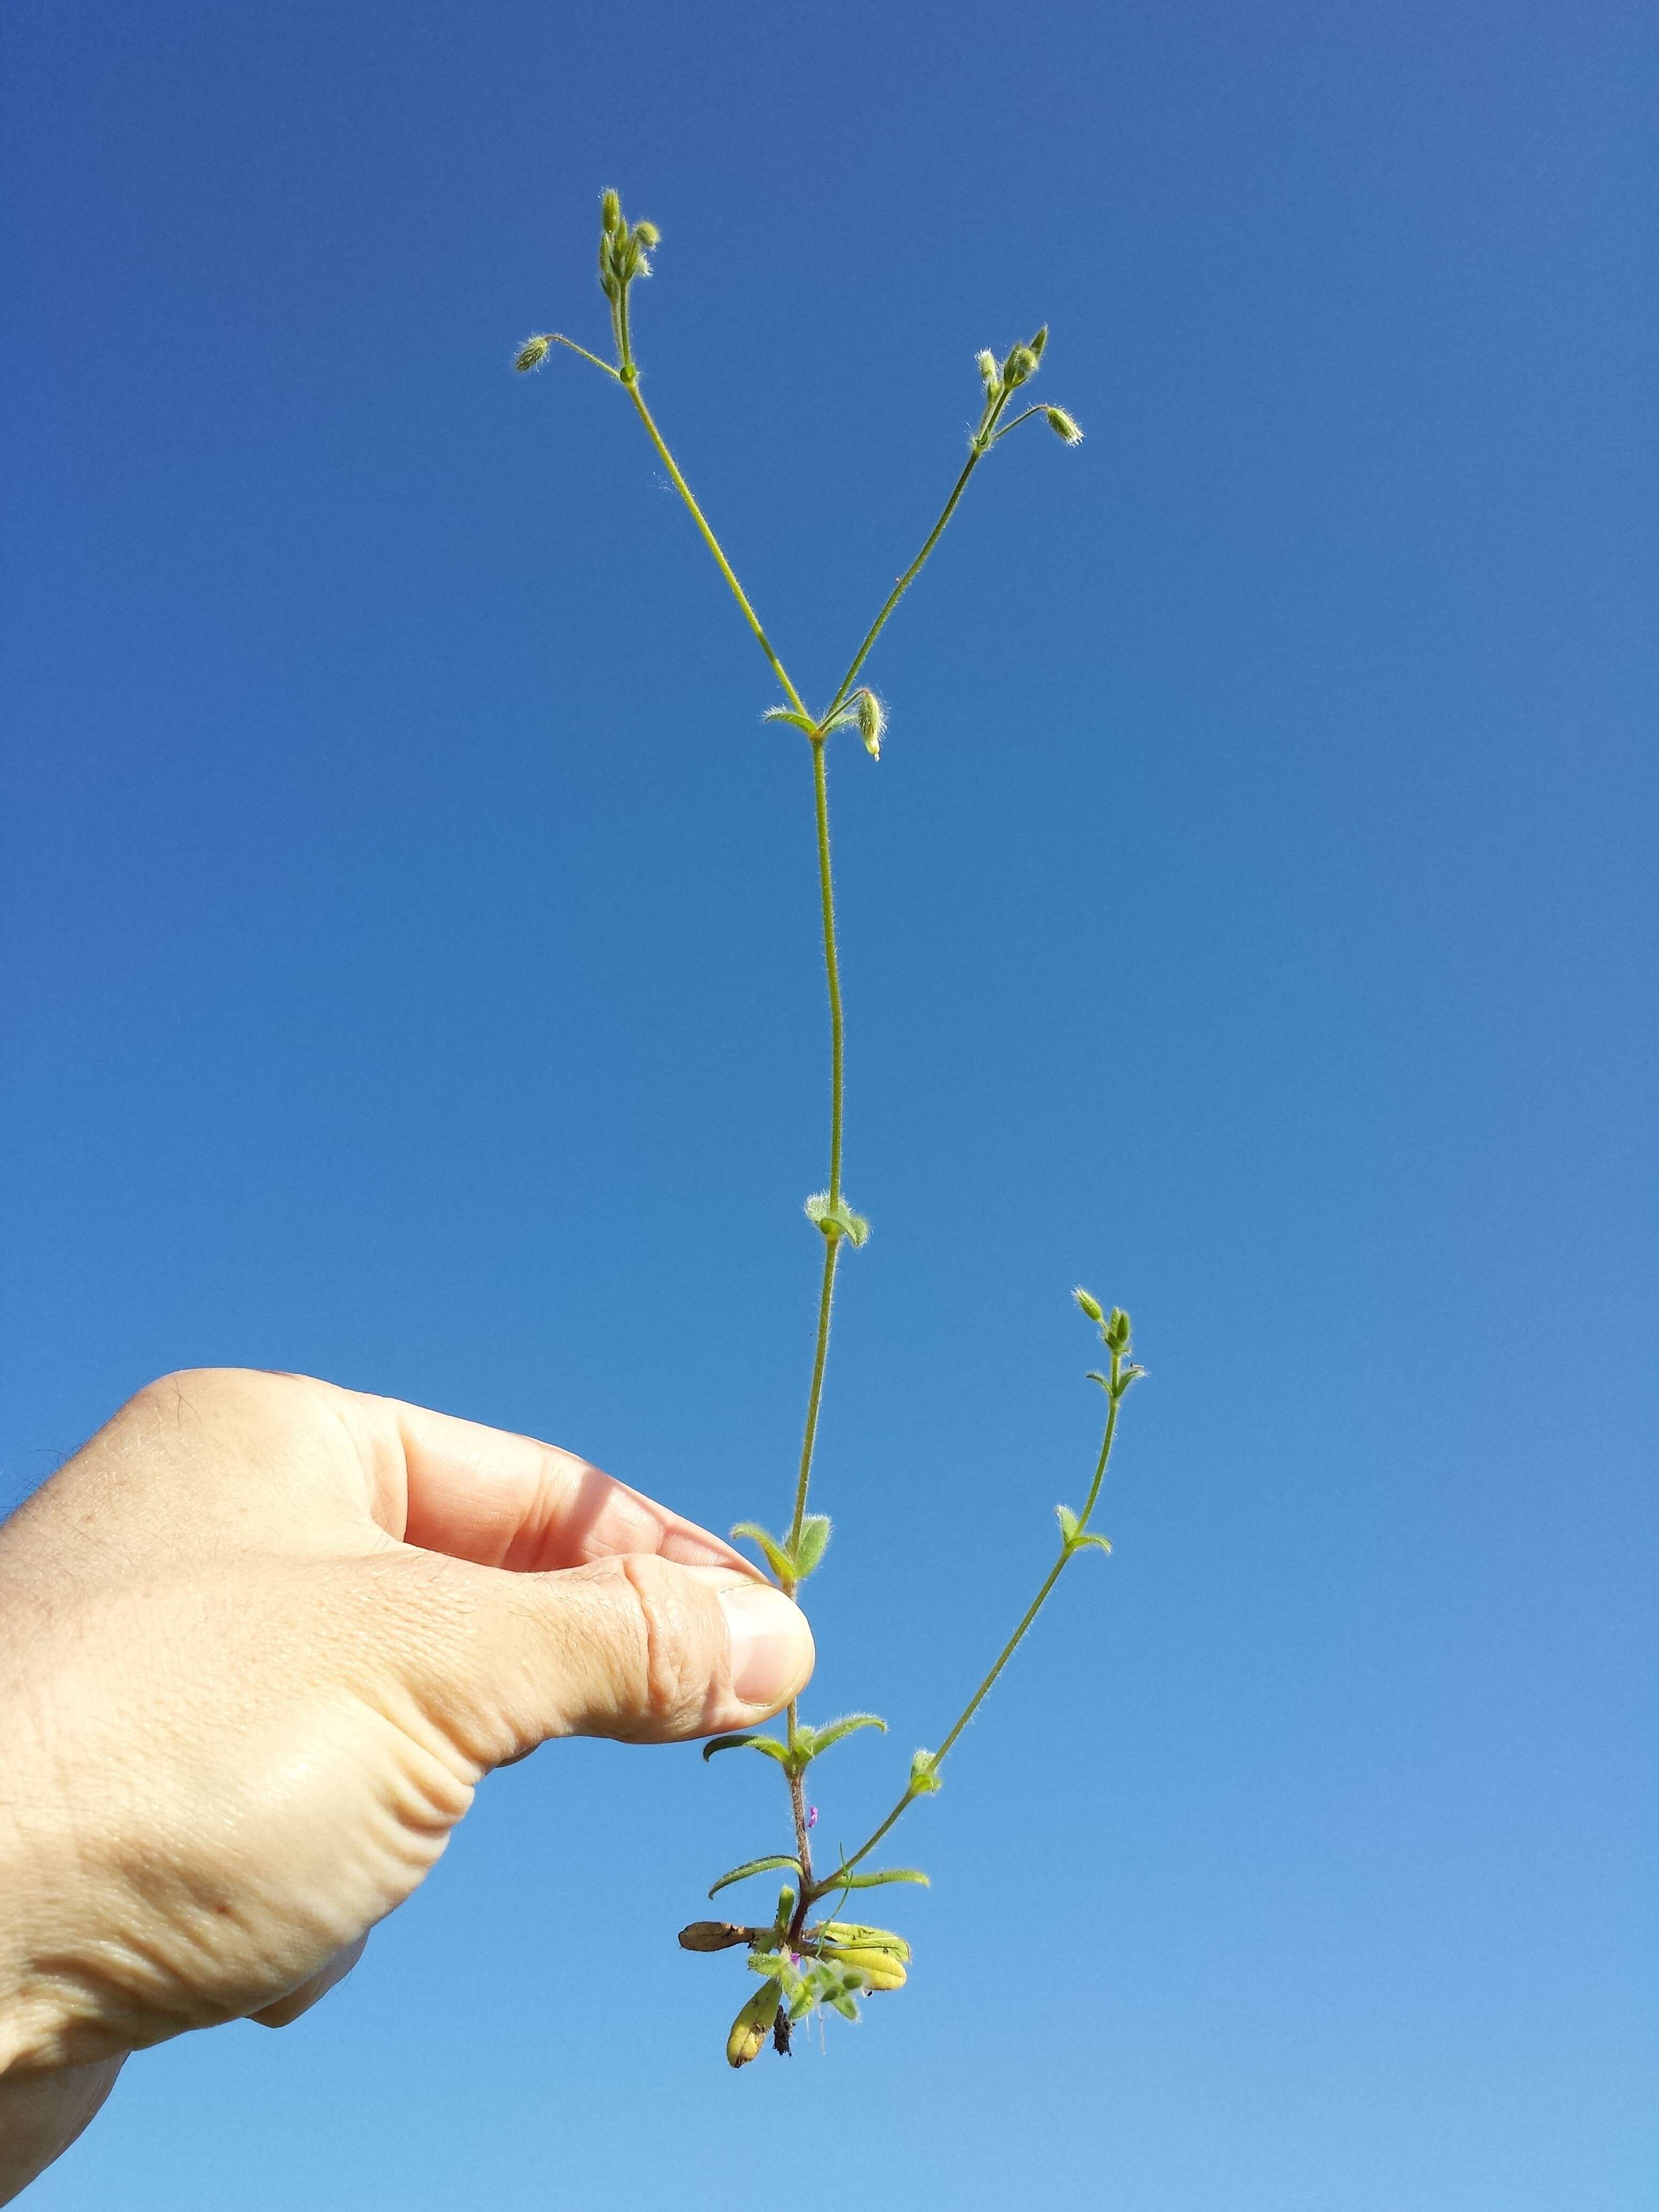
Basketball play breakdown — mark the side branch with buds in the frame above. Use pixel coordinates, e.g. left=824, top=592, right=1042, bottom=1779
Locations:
left=516, top=191, right=1140, bottom=2067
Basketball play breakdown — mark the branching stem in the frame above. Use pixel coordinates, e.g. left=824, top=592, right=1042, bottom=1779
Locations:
left=813, top=1355, right=1129, bottom=1898
left=565, top=258, right=1107, bottom=1976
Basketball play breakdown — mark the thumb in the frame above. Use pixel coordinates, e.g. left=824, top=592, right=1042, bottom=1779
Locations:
left=387, top=1553, right=816, bottom=1765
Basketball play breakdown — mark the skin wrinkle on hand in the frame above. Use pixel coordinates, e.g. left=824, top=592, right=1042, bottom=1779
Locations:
left=0, top=1367, right=813, bottom=2197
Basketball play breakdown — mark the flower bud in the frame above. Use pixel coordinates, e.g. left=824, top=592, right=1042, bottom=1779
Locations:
left=1073, top=1286, right=1104, bottom=1324
left=1029, top=324, right=1049, bottom=358
left=601, top=189, right=622, bottom=233
left=1104, top=1306, right=1131, bottom=1353
left=1045, top=407, right=1084, bottom=446
left=1005, top=345, right=1040, bottom=386
left=634, top=219, right=661, bottom=249
left=856, top=689, right=885, bottom=760
left=820, top=1946, right=907, bottom=1991
left=727, top=1978, right=783, bottom=2068
left=976, top=349, right=1002, bottom=393
left=513, top=335, right=551, bottom=373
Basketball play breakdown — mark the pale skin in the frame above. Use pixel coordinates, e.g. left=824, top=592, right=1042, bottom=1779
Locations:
left=0, top=1369, right=814, bottom=2201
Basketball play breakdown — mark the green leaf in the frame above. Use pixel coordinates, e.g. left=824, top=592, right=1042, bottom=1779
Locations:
left=908, top=1748, right=942, bottom=1795
left=808, top=1712, right=887, bottom=1758
left=832, top=1866, right=930, bottom=1890
left=1056, top=1504, right=1080, bottom=1544
left=729, top=1521, right=793, bottom=1582
left=701, top=1731, right=787, bottom=1763
left=794, top=1514, right=832, bottom=1579
left=763, top=706, right=817, bottom=734
left=829, top=1992, right=861, bottom=2021
left=1085, top=1370, right=1111, bottom=1393
left=1072, top=1531, right=1112, bottom=1556
left=708, top=1854, right=801, bottom=1897
left=804, top=1192, right=871, bottom=1247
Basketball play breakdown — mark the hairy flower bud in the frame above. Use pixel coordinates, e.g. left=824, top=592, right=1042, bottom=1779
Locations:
left=1005, top=345, right=1040, bottom=387
left=1045, top=406, right=1084, bottom=446
left=1029, top=324, right=1049, bottom=358
left=600, top=188, right=622, bottom=233
left=820, top=1946, right=908, bottom=1991
left=856, top=689, right=885, bottom=760
left=634, top=219, right=661, bottom=249
left=513, top=335, right=551, bottom=373
left=1073, top=1286, right=1104, bottom=1324
left=976, top=348, right=1002, bottom=393
left=727, top=1979, right=783, bottom=2067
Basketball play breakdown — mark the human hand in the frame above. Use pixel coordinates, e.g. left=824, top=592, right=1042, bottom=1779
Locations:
left=0, top=1368, right=812, bottom=2172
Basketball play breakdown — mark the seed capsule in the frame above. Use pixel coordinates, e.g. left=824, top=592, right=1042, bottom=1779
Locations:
left=677, top=1921, right=751, bottom=1952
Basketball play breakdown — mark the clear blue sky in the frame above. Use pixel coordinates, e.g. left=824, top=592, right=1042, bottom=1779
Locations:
left=3, top=2, right=1655, bottom=2205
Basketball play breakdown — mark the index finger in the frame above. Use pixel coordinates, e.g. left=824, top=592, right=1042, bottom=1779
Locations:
left=372, top=1396, right=756, bottom=1576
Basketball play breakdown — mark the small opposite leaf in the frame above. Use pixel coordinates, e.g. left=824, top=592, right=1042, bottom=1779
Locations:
left=794, top=1515, right=832, bottom=1579
left=702, top=1731, right=789, bottom=1765
left=1056, top=1505, right=1080, bottom=1544
left=909, top=1748, right=942, bottom=1796
left=805, top=1192, right=870, bottom=1247
left=833, top=1866, right=930, bottom=1890
left=708, top=1854, right=802, bottom=1898
left=730, top=1521, right=794, bottom=1583
left=810, top=1713, right=887, bottom=1757
left=1072, top=1531, right=1113, bottom=1556
left=763, top=705, right=817, bottom=735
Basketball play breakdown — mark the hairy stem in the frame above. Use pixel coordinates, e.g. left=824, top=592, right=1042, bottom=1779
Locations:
left=623, top=381, right=809, bottom=719
left=824, top=377, right=1017, bottom=720
left=815, top=1357, right=1127, bottom=1894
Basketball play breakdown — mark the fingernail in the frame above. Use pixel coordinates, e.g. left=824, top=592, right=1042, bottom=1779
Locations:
left=720, top=1585, right=814, bottom=1708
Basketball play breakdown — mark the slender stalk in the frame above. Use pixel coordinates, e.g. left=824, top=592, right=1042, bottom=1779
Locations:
left=814, top=1362, right=1126, bottom=1895
left=790, top=1243, right=839, bottom=1557
left=825, top=447, right=982, bottom=720
left=824, top=375, right=1020, bottom=720
left=545, top=332, right=623, bottom=379
left=623, top=380, right=810, bottom=721
left=610, top=361, right=846, bottom=1909
left=811, top=739, right=846, bottom=1208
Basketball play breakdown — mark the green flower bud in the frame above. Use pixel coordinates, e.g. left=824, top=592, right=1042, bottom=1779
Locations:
left=727, top=1978, right=784, bottom=2068
left=1029, top=324, right=1049, bottom=358
left=856, top=689, right=885, bottom=760
left=1004, top=345, right=1040, bottom=386
left=976, top=348, right=1002, bottom=393
left=513, top=335, right=551, bottom=373
left=601, top=189, right=622, bottom=234
left=1073, top=1286, right=1104, bottom=1324
left=1104, top=1306, right=1131, bottom=1353
left=634, top=219, right=661, bottom=249
left=819, top=1946, right=907, bottom=1991
left=1045, top=407, right=1084, bottom=446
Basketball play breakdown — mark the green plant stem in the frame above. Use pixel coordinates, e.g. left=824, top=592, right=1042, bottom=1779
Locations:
left=824, top=378, right=1017, bottom=720
left=812, top=1358, right=1126, bottom=1898
left=546, top=332, right=623, bottom=379
left=622, top=380, right=809, bottom=721
left=611, top=360, right=844, bottom=1917
left=825, top=448, right=982, bottom=720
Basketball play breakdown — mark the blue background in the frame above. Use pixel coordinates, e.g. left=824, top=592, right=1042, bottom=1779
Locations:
left=3, top=2, right=1654, bottom=2204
